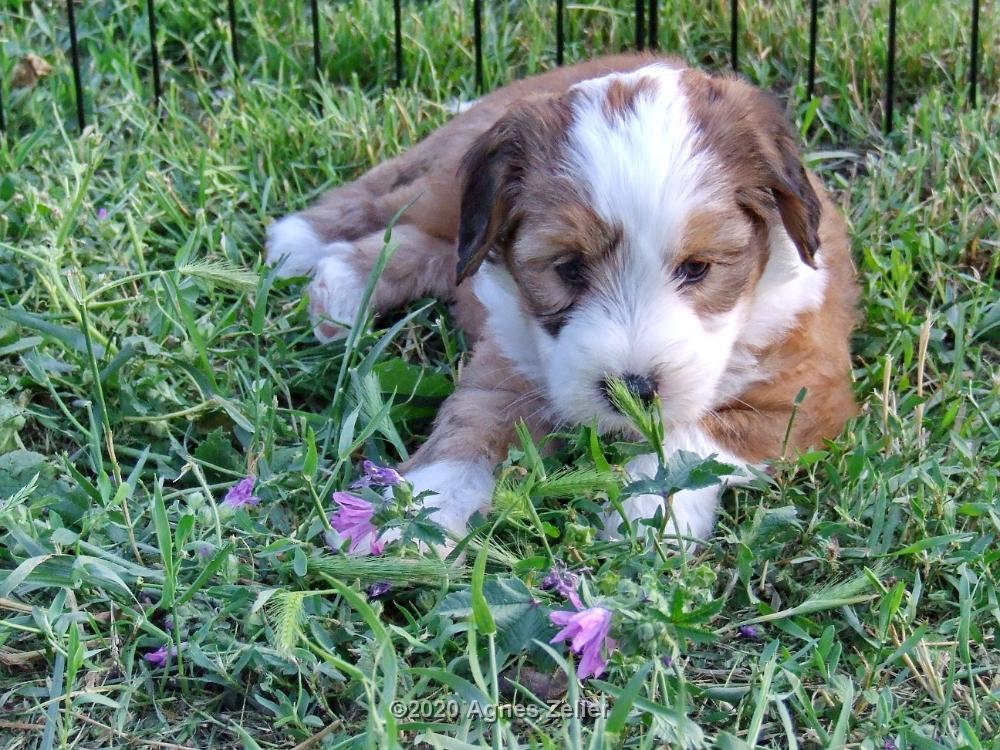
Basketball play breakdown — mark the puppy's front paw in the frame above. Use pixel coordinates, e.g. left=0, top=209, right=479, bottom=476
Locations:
left=598, top=486, right=721, bottom=547
left=266, top=215, right=335, bottom=278
left=598, top=454, right=721, bottom=547
left=306, top=249, right=367, bottom=343
left=383, top=460, right=495, bottom=557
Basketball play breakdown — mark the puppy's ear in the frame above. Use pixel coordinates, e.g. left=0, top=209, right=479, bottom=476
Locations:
left=757, top=95, right=822, bottom=268
left=456, top=126, right=515, bottom=283
left=456, top=98, right=567, bottom=283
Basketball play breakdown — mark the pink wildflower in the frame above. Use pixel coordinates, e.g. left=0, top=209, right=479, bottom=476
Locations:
left=540, top=564, right=585, bottom=610
left=330, top=492, right=383, bottom=555
left=143, top=643, right=180, bottom=668
left=222, top=476, right=259, bottom=509
left=550, top=606, right=615, bottom=680
left=352, top=459, right=403, bottom=489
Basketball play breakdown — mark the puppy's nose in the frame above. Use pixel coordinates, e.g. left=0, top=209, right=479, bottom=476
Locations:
left=603, top=372, right=659, bottom=409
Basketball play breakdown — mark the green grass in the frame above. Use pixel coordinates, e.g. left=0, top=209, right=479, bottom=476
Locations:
left=1, top=0, right=998, bottom=747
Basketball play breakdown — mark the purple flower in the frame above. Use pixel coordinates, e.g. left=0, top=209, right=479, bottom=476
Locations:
left=368, top=581, right=392, bottom=600
left=197, top=544, right=214, bottom=558
left=883, top=739, right=898, bottom=750
left=330, top=492, right=384, bottom=555
left=222, top=476, right=260, bottom=509
left=738, top=624, right=760, bottom=639
left=352, top=459, right=403, bottom=489
left=143, top=643, right=180, bottom=668
left=97, top=207, right=108, bottom=220
left=540, top=564, right=584, bottom=610
left=550, top=606, right=615, bottom=680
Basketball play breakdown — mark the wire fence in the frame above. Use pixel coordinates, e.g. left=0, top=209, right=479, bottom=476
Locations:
left=0, top=0, right=987, bottom=138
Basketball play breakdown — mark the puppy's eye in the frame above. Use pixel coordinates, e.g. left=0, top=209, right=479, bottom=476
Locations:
left=555, top=257, right=587, bottom=288
left=676, top=259, right=710, bottom=284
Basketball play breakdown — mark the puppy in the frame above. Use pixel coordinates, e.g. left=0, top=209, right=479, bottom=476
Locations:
left=266, top=55, right=858, bottom=547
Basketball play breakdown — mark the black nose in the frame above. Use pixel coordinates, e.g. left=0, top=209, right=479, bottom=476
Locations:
left=603, top=372, right=659, bottom=409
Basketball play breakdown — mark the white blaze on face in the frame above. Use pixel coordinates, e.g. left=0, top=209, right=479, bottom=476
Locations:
left=473, top=64, right=827, bottom=434
left=543, top=66, right=738, bottom=431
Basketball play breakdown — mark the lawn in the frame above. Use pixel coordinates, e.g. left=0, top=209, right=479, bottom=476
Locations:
left=1, top=0, right=998, bottom=748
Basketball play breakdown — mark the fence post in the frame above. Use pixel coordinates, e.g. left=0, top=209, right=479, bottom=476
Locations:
left=66, top=0, right=86, bottom=130
left=473, top=0, right=483, bottom=92
left=884, top=0, right=896, bottom=134
left=227, top=0, right=240, bottom=69
left=807, top=0, right=818, bottom=98
left=648, top=0, right=658, bottom=50
left=394, top=0, right=403, bottom=86
left=729, top=0, right=738, bottom=72
left=146, top=0, right=162, bottom=115
left=635, top=0, right=645, bottom=51
left=556, top=0, right=565, bottom=65
left=969, top=0, right=981, bottom=106
left=311, top=0, right=321, bottom=81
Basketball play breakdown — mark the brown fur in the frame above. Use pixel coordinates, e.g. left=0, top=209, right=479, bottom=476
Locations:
left=283, top=55, right=858, bottom=474
left=703, top=175, right=859, bottom=461
left=601, top=75, right=660, bottom=122
left=680, top=70, right=823, bottom=268
left=679, top=208, right=765, bottom=317
left=400, top=337, right=549, bottom=469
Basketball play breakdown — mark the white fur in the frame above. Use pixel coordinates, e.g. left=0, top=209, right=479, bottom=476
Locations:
left=307, top=249, right=366, bottom=342
left=266, top=215, right=335, bottom=278
left=545, top=67, right=738, bottom=432
left=600, top=425, right=751, bottom=542
left=406, top=460, right=495, bottom=537
left=473, top=267, right=545, bottom=383
left=742, top=226, right=827, bottom=349
left=376, top=460, right=495, bottom=555
left=568, top=66, right=722, bottom=251
left=712, top=228, right=828, bottom=405
left=475, top=64, right=826, bottom=435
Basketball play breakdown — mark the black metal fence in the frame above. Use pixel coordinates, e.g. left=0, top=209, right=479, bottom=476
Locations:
left=0, top=0, right=987, bottom=138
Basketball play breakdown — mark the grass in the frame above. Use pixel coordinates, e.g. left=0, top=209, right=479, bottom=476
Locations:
left=1, top=0, right=998, bottom=747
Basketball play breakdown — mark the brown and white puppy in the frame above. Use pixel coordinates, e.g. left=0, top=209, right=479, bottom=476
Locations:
left=265, top=55, right=858, bottom=548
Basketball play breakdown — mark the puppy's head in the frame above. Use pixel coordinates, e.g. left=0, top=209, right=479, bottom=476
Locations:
left=458, top=63, right=826, bottom=432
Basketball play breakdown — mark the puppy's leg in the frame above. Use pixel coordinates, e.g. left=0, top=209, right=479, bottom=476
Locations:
left=599, top=427, right=750, bottom=545
left=391, top=339, right=549, bottom=548
left=305, top=224, right=458, bottom=342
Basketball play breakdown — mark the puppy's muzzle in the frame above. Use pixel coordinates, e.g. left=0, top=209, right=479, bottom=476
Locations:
left=602, top=372, right=659, bottom=410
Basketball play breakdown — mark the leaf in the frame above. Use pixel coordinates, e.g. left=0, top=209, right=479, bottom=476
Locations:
left=438, top=577, right=548, bottom=653
left=152, top=484, right=175, bottom=608
left=303, top=426, right=318, bottom=479
left=470, top=537, right=496, bottom=636
left=408, top=667, right=492, bottom=707
left=623, top=450, right=736, bottom=498
left=292, top=547, right=308, bottom=578
left=746, top=505, right=801, bottom=546
left=192, top=429, right=241, bottom=476
left=605, top=661, right=653, bottom=739
left=0, top=554, right=53, bottom=598
left=177, top=545, right=233, bottom=606
left=372, top=357, right=453, bottom=401
left=0, top=307, right=103, bottom=356
left=0, top=451, right=77, bottom=510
